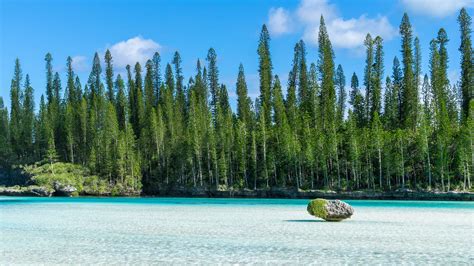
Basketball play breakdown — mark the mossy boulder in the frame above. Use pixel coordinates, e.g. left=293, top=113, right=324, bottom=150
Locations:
left=307, top=198, right=354, bottom=221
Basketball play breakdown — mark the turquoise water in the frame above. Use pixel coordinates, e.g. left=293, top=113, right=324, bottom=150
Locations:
left=1, top=197, right=473, bottom=264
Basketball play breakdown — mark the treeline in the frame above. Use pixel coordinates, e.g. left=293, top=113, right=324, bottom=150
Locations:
left=0, top=10, right=472, bottom=193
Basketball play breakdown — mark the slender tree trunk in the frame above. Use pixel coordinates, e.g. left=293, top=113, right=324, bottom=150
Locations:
left=427, top=147, right=432, bottom=189
left=351, top=162, right=356, bottom=190
left=263, top=136, right=268, bottom=189
left=192, top=157, right=196, bottom=187
left=441, top=160, right=445, bottom=191
left=242, top=145, right=247, bottom=188
left=463, top=162, right=467, bottom=191
left=378, top=147, right=382, bottom=189
left=336, top=146, right=341, bottom=189
left=345, top=160, right=349, bottom=190
left=207, top=143, right=212, bottom=186
left=400, top=138, right=405, bottom=188
left=467, top=162, right=471, bottom=189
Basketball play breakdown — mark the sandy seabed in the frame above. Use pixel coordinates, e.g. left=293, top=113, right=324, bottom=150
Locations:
left=1, top=197, right=473, bottom=264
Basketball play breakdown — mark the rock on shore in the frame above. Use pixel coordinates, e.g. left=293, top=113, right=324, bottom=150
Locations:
left=53, top=181, right=77, bottom=197
left=0, top=185, right=53, bottom=197
left=307, top=198, right=354, bottom=221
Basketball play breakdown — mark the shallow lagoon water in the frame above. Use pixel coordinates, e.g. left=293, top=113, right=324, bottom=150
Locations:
left=1, top=197, right=473, bottom=264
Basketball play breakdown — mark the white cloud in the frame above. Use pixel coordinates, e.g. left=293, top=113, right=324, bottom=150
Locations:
left=107, top=36, right=161, bottom=68
left=296, top=0, right=338, bottom=24
left=268, top=7, right=293, bottom=36
left=267, top=0, right=397, bottom=51
left=312, top=15, right=397, bottom=50
left=401, top=0, right=473, bottom=18
left=71, top=56, right=88, bottom=72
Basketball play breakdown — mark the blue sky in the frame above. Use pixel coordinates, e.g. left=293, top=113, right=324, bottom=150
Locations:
left=1, top=0, right=472, bottom=111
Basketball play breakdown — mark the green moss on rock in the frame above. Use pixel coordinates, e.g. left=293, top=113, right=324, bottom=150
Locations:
left=307, top=198, right=354, bottom=221
left=307, top=198, right=328, bottom=219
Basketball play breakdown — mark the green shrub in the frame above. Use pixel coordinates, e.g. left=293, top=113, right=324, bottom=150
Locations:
left=83, top=175, right=109, bottom=195
left=111, top=183, right=124, bottom=196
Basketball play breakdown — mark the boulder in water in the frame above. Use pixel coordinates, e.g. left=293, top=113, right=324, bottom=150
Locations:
left=307, top=198, right=354, bottom=221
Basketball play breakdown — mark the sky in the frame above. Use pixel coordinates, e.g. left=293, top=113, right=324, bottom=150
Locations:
left=1, top=0, right=473, bottom=111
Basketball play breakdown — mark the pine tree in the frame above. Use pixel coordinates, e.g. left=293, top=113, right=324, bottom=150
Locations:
left=87, top=53, right=104, bottom=172
left=414, top=37, right=421, bottom=89
left=372, top=36, right=384, bottom=120
left=298, top=40, right=310, bottom=115
left=22, top=74, right=35, bottom=158
left=152, top=52, right=162, bottom=104
left=189, top=88, right=202, bottom=187
left=364, top=34, right=374, bottom=124
left=421, top=74, right=432, bottom=121
left=45, top=53, right=54, bottom=104
left=430, top=35, right=450, bottom=191
left=318, top=15, right=337, bottom=187
left=173, top=51, right=184, bottom=98
left=115, top=74, right=127, bottom=131
left=65, top=57, right=76, bottom=163
left=105, top=49, right=115, bottom=103
left=0, top=97, right=10, bottom=167
left=36, top=96, right=48, bottom=159
left=64, top=100, right=75, bottom=163
left=144, top=60, right=155, bottom=112
left=257, top=24, right=273, bottom=128
left=126, top=65, right=136, bottom=131
left=287, top=42, right=299, bottom=129
left=133, top=62, right=145, bottom=137
left=272, top=75, right=291, bottom=185
left=88, top=53, right=103, bottom=99
left=207, top=48, right=219, bottom=121
left=458, top=8, right=472, bottom=122
left=308, top=63, right=320, bottom=128
left=78, top=96, right=88, bottom=164
left=103, top=102, right=119, bottom=182
left=51, top=72, right=63, bottom=155
left=173, top=53, right=186, bottom=178
left=10, top=58, right=22, bottom=159
left=400, top=13, right=417, bottom=129
left=391, top=57, right=403, bottom=128
left=235, top=64, right=252, bottom=187
left=350, top=72, right=365, bottom=127
left=236, top=64, right=251, bottom=127
left=161, top=65, right=175, bottom=184
left=335, top=64, right=346, bottom=125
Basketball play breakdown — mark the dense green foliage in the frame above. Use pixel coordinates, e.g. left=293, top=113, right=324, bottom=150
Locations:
left=0, top=11, right=472, bottom=193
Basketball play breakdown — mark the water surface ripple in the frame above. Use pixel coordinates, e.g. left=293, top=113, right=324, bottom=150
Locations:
left=1, top=197, right=472, bottom=264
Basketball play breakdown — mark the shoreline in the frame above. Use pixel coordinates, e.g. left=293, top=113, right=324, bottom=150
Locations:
left=1, top=186, right=473, bottom=201
left=152, top=188, right=474, bottom=201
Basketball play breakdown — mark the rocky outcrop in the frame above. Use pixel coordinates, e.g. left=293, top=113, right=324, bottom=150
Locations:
left=30, top=186, right=54, bottom=197
left=307, top=198, right=354, bottom=221
left=0, top=185, right=53, bottom=197
left=53, top=181, right=77, bottom=197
